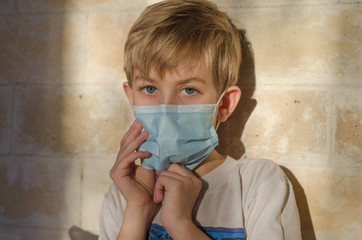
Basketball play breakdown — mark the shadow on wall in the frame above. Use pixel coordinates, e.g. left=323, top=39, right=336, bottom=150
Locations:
left=216, top=28, right=257, bottom=159
left=0, top=9, right=70, bottom=239
left=216, top=28, right=316, bottom=240
left=281, top=167, right=317, bottom=240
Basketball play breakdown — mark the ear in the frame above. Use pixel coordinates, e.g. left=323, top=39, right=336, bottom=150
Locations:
left=123, top=82, right=134, bottom=105
left=216, top=86, right=241, bottom=122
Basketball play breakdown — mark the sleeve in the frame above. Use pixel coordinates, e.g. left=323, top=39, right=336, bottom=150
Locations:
left=242, top=159, right=301, bottom=240
left=98, top=184, right=126, bottom=240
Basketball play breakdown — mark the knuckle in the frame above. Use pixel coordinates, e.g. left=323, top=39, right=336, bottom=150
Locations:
left=169, top=163, right=179, bottom=170
left=137, top=131, right=148, bottom=143
left=195, top=178, right=202, bottom=190
left=142, top=129, right=149, bottom=137
left=185, top=176, right=194, bottom=185
left=120, top=137, right=126, bottom=147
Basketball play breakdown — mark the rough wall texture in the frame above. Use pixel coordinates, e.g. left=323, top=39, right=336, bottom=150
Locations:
left=0, top=0, right=361, bottom=239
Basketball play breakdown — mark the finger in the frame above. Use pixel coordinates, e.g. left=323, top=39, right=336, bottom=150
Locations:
left=111, top=151, right=150, bottom=178
left=153, top=175, right=166, bottom=203
left=158, top=170, right=187, bottom=181
left=122, top=129, right=149, bottom=158
left=115, top=130, right=149, bottom=165
left=159, top=171, right=198, bottom=197
left=120, top=120, right=139, bottom=147
left=120, top=121, right=144, bottom=148
left=159, top=166, right=202, bottom=193
left=119, top=150, right=150, bottom=168
left=120, top=120, right=136, bottom=146
left=153, top=170, right=189, bottom=201
left=167, top=163, right=195, bottom=178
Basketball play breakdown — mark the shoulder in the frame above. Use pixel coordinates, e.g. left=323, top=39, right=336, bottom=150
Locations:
left=238, top=158, right=286, bottom=180
left=228, top=157, right=289, bottom=194
left=229, top=158, right=301, bottom=239
left=209, top=156, right=287, bottom=187
left=229, top=157, right=286, bottom=181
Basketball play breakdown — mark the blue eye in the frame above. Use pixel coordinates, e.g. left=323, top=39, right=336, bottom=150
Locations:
left=144, top=86, right=157, bottom=94
left=182, top=88, right=196, bottom=95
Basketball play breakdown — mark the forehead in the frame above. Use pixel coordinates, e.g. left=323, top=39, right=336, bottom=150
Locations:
left=133, top=61, right=213, bottom=83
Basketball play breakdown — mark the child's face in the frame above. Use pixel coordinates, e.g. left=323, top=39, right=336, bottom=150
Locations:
left=125, top=63, right=219, bottom=106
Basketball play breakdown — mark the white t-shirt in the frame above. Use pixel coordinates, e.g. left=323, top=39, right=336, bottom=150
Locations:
left=99, top=157, right=302, bottom=240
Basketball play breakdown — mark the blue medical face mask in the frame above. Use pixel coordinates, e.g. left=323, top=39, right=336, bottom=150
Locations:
left=132, top=94, right=224, bottom=171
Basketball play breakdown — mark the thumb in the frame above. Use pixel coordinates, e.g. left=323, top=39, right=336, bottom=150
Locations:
left=153, top=177, right=165, bottom=203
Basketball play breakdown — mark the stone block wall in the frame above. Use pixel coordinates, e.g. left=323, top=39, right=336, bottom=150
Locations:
left=0, top=0, right=361, bottom=239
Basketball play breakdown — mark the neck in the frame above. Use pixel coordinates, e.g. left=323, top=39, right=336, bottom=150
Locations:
left=193, top=150, right=226, bottom=177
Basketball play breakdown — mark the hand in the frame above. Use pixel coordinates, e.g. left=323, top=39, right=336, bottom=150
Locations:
left=110, top=120, right=155, bottom=212
left=153, top=163, right=202, bottom=237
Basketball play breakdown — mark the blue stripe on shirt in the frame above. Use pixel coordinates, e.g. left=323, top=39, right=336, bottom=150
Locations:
left=148, top=223, right=245, bottom=240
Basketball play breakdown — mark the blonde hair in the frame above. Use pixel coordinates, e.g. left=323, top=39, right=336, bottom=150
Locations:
left=124, top=0, right=241, bottom=94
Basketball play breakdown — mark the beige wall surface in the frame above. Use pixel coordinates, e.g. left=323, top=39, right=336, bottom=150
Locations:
left=0, top=0, right=361, bottom=239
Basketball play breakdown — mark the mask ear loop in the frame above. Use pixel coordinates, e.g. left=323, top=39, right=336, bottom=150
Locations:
left=215, top=121, right=221, bottom=131
left=215, top=90, right=226, bottom=131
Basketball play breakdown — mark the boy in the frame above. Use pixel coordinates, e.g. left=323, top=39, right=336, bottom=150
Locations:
left=99, top=0, right=301, bottom=239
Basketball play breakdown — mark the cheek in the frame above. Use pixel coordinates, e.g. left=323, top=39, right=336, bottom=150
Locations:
left=197, top=88, right=219, bottom=104
left=132, top=92, right=158, bottom=106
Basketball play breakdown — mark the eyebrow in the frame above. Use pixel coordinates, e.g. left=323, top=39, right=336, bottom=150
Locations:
left=134, top=75, right=156, bottom=83
left=134, top=75, right=206, bottom=85
left=176, top=77, right=206, bottom=85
